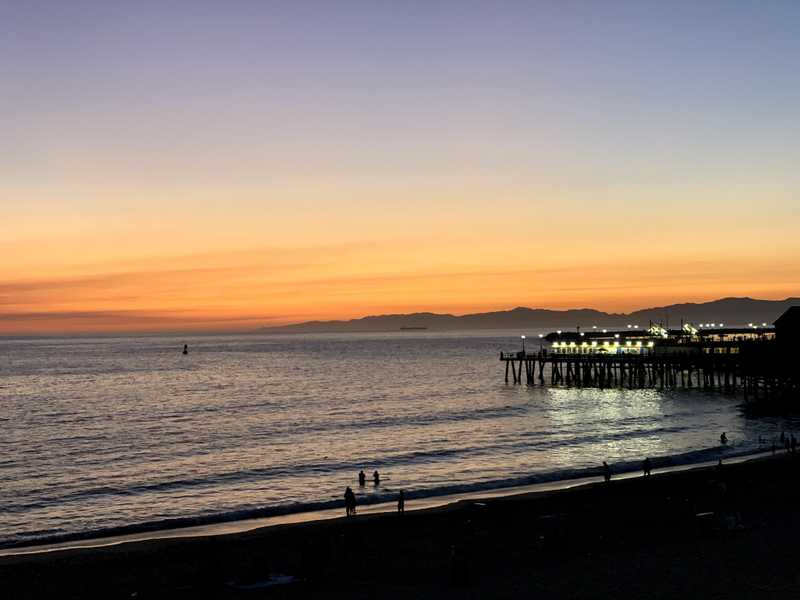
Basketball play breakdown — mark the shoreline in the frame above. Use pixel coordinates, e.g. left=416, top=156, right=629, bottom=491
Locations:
left=0, top=445, right=772, bottom=558
left=3, top=448, right=799, bottom=599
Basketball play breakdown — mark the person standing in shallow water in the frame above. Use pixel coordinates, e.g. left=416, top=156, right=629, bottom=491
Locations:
left=373, top=470, right=380, bottom=486
left=643, top=457, right=652, bottom=477
left=398, top=490, right=405, bottom=514
left=182, top=344, right=188, bottom=355
left=358, top=470, right=366, bottom=486
left=344, top=486, right=356, bottom=517
left=720, top=432, right=728, bottom=446
left=602, top=461, right=611, bottom=483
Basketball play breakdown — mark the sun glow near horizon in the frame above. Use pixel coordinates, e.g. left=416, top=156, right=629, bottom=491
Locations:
left=3, top=226, right=799, bottom=334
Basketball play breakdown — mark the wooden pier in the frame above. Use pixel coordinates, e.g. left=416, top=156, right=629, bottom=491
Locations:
left=500, top=351, right=797, bottom=401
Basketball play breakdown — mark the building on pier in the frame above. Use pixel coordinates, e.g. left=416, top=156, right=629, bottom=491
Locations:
left=541, top=321, right=776, bottom=358
left=774, top=306, right=800, bottom=345
left=551, top=339, right=655, bottom=355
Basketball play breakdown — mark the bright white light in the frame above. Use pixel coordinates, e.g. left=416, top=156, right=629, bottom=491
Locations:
left=580, top=332, right=585, bottom=337
left=602, top=329, right=607, bottom=333
left=557, top=330, right=562, bottom=335
left=538, top=334, right=544, bottom=338
left=647, top=341, right=654, bottom=347
left=614, top=334, right=620, bottom=339
left=762, top=322, right=767, bottom=327
left=521, top=335, right=526, bottom=339
left=627, top=324, right=632, bottom=328
left=634, top=325, right=639, bottom=329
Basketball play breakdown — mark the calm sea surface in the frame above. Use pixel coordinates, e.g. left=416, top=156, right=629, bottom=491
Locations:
left=0, top=331, right=794, bottom=547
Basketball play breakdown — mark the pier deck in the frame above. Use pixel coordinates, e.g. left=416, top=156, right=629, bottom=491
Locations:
left=500, top=351, right=794, bottom=401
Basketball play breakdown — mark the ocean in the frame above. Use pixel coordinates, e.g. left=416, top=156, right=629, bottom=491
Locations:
left=0, top=331, right=794, bottom=548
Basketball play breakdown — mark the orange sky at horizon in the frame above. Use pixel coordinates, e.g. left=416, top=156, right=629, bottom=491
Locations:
left=4, top=155, right=800, bottom=335
left=3, top=220, right=799, bottom=334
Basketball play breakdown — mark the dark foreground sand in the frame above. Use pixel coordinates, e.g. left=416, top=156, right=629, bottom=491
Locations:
left=3, top=453, right=800, bottom=599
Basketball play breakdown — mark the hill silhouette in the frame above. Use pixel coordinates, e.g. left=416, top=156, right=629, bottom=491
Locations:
left=258, top=296, right=799, bottom=333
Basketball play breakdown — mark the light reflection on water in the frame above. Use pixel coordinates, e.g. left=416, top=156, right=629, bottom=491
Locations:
left=0, top=331, right=795, bottom=546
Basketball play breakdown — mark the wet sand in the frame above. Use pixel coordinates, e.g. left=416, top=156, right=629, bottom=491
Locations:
left=3, top=451, right=800, bottom=599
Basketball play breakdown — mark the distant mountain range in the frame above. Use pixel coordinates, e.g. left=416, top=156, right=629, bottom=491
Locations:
left=257, top=297, right=800, bottom=334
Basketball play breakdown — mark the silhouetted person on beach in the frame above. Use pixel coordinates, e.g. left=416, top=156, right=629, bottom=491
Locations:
left=720, top=432, right=727, bottom=446
left=358, top=470, right=366, bottom=486
left=344, top=486, right=356, bottom=517
left=373, top=470, right=380, bottom=486
left=643, top=457, right=652, bottom=477
left=182, top=344, right=188, bottom=355
left=398, top=490, right=405, bottom=514
left=602, top=461, right=611, bottom=483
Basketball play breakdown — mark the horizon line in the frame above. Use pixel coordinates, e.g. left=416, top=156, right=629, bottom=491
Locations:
left=1, top=294, right=797, bottom=339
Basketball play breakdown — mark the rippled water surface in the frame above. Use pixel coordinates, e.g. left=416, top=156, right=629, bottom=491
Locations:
left=0, top=332, right=793, bottom=546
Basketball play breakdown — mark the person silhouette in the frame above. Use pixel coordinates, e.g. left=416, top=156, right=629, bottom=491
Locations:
left=358, top=470, right=366, bottom=486
left=398, top=490, right=405, bottom=514
left=182, top=344, right=188, bottom=355
left=643, top=457, right=652, bottom=477
left=373, top=470, right=380, bottom=486
left=720, top=432, right=727, bottom=446
left=344, top=486, right=356, bottom=517
left=602, top=461, right=611, bottom=483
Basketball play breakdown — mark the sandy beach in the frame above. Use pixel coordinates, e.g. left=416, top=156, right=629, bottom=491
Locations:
left=3, top=450, right=799, bottom=599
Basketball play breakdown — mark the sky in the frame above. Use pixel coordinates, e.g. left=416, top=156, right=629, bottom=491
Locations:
left=2, top=1, right=799, bottom=334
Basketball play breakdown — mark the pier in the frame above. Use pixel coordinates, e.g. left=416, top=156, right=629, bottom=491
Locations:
left=500, top=309, right=800, bottom=403
left=499, top=351, right=791, bottom=400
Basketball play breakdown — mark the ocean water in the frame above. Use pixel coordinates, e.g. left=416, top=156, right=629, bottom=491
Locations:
left=0, top=331, right=794, bottom=548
